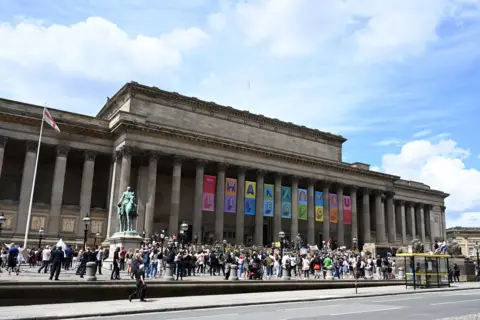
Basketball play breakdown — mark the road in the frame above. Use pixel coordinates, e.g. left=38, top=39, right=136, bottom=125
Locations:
left=75, top=289, right=480, bottom=320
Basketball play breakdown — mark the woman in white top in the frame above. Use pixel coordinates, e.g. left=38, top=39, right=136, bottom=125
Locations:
left=302, top=257, right=310, bottom=279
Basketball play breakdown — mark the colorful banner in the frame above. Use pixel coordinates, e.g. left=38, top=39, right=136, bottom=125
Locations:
left=202, top=175, right=216, bottom=211
left=224, top=178, right=237, bottom=213
left=281, top=186, right=292, bottom=219
left=298, top=188, right=308, bottom=220
left=343, top=195, right=352, bottom=225
left=264, top=184, right=274, bottom=217
left=329, top=193, right=338, bottom=223
left=244, top=181, right=256, bottom=215
left=315, top=191, right=324, bottom=222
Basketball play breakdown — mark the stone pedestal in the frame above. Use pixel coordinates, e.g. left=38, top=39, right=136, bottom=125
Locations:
left=164, top=263, right=175, bottom=281
left=85, top=262, right=97, bottom=281
left=325, top=267, right=334, bottom=280
left=282, top=267, right=290, bottom=281
left=229, top=265, right=239, bottom=281
left=103, top=231, right=143, bottom=270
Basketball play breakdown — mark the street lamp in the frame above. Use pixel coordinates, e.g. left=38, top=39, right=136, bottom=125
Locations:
left=223, top=239, right=227, bottom=253
left=82, top=214, right=91, bottom=250
left=160, top=230, right=165, bottom=253
left=0, top=212, right=6, bottom=235
left=94, top=232, right=100, bottom=247
left=38, top=228, right=44, bottom=248
left=279, top=231, right=286, bottom=257
left=180, top=222, right=188, bottom=249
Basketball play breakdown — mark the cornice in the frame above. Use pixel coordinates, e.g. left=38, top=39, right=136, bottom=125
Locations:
left=112, top=120, right=400, bottom=185
left=106, top=82, right=347, bottom=146
left=394, top=183, right=449, bottom=199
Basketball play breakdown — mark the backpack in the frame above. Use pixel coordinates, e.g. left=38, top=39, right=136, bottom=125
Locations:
left=265, top=257, right=273, bottom=266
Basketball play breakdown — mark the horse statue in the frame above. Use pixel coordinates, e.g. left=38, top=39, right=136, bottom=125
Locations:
left=396, top=238, right=424, bottom=255
left=117, top=186, right=138, bottom=232
left=446, top=240, right=462, bottom=257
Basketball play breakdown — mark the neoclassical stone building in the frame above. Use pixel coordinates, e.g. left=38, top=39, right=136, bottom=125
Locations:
left=0, top=82, right=448, bottom=249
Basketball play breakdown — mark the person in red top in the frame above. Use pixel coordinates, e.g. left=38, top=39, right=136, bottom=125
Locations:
left=119, top=248, right=127, bottom=271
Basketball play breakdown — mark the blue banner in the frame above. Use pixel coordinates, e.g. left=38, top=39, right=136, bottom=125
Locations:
left=281, top=186, right=292, bottom=219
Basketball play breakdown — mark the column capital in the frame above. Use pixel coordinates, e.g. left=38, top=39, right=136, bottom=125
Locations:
left=26, top=140, right=38, bottom=152
left=173, top=155, right=185, bottom=165
left=322, top=180, right=332, bottom=188
left=56, top=145, right=69, bottom=157
left=256, top=169, right=265, bottom=177
left=361, top=187, right=370, bottom=195
left=290, top=175, right=299, bottom=183
left=237, top=166, right=247, bottom=175
left=373, top=189, right=384, bottom=197
left=405, top=201, right=414, bottom=207
left=335, top=182, right=345, bottom=190
left=396, top=200, right=406, bottom=206
left=385, top=191, right=395, bottom=198
left=308, top=178, right=316, bottom=186
left=118, top=146, right=133, bottom=157
left=274, top=173, right=283, bottom=182
left=196, top=158, right=207, bottom=168
left=0, top=136, right=7, bottom=148
left=148, top=151, right=162, bottom=161
left=414, top=203, right=424, bottom=209
left=84, top=150, right=97, bottom=162
left=348, top=185, right=357, bottom=192
left=217, top=162, right=228, bottom=171
left=440, top=205, right=446, bottom=211
left=425, top=204, right=433, bottom=210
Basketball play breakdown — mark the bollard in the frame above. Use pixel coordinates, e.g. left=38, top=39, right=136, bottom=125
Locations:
left=163, top=263, right=175, bottom=281
left=325, top=266, right=334, bottom=280
left=229, top=265, right=239, bottom=281
left=85, top=262, right=97, bottom=281
left=398, top=267, right=404, bottom=280
left=282, top=266, right=290, bottom=281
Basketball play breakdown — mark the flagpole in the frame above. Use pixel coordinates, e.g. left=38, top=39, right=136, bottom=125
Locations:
left=23, top=104, right=45, bottom=248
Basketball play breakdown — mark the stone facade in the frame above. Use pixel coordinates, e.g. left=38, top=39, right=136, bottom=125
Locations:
left=0, top=82, right=449, bottom=249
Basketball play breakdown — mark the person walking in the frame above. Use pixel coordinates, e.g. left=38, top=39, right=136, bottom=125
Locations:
left=49, top=246, right=64, bottom=281
left=129, top=264, right=147, bottom=302
left=37, top=246, right=51, bottom=274
left=111, top=247, right=120, bottom=280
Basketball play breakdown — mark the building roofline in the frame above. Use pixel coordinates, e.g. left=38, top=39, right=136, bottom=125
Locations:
left=97, top=82, right=348, bottom=144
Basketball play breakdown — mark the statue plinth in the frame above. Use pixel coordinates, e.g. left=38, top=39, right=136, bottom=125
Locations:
left=103, top=231, right=143, bottom=270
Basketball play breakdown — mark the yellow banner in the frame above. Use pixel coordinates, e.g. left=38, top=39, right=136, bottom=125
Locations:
left=245, top=181, right=256, bottom=199
left=315, top=206, right=324, bottom=222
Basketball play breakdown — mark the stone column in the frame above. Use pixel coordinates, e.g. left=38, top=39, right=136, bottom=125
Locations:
left=47, top=146, right=69, bottom=236
left=350, top=187, right=358, bottom=248
left=417, top=204, right=426, bottom=244
left=77, top=151, right=96, bottom=236
left=0, top=136, right=7, bottom=179
left=336, top=184, right=344, bottom=247
left=290, top=176, right=299, bottom=242
left=273, top=174, right=282, bottom=242
left=169, top=156, right=184, bottom=237
left=441, top=206, right=447, bottom=240
left=107, top=154, right=122, bottom=236
left=16, top=141, right=38, bottom=233
left=362, top=188, right=371, bottom=243
left=254, top=170, right=264, bottom=246
left=215, top=163, right=227, bottom=242
left=407, top=202, right=416, bottom=239
left=135, top=166, right=148, bottom=234
left=192, top=159, right=206, bottom=241
left=322, top=182, right=330, bottom=243
left=235, top=167, right=246, bottom=244
left=144, top=152, right=159, bottom=238
left=397, top=201, right=407, bottom=245
left=117, top=147, right=132, bottom=199
left=307, top=179, right=315, bottom=246
left=386, top=192, right=396, bottom=244
left=374, top=190, right=386, bottom=243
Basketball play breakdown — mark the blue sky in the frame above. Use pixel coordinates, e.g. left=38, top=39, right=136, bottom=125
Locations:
left=0, top=0, right=479, bottom=227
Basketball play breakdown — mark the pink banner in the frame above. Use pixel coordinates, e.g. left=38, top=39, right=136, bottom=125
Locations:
left=343, top=195, right=352, bottom=225
left=202, top=175, right=216, bottom=211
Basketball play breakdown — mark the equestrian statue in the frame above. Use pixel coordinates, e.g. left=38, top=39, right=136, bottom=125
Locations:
left=117, top=186, right=138, bottom=232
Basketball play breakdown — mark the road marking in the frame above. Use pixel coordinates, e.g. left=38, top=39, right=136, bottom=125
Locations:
left=168, top=313, right=239, bottom=320
left=372, top=296, right=421, bottom=302
left=279, top=304, right=342, bottom=311
left=430, top=298, right=480, bottom=306
left=330, top=306, right=402, bottom=315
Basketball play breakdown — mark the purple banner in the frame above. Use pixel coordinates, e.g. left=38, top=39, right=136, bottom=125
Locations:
left=224, top=178, right=237, bottom=213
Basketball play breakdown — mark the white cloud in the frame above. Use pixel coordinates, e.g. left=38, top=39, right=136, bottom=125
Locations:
left=379, top=139, right=480, bottom=212
left=0, top=17, right=209, bottom=81
left=227, top=0, right=480, bottom=60
left=413, top=129, right=433, bottom=138
left=446, top=212, right=480, bottom=228
left=374, top=139, right=403, bottom=147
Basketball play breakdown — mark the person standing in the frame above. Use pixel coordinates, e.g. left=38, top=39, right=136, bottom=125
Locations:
left=96, top=246, right=104, bottom=275
left=38, top=245, right=51, bottom=274
left=111, top=247, right=121, bottom=280
left=64, top=245, right=73, bottom=270
left=49, top=246, right=64, bottom=281
left=129, top=264, right=147, bottom=302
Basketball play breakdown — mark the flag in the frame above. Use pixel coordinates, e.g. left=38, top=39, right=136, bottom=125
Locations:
left=43, top=108, right=60, bottom=132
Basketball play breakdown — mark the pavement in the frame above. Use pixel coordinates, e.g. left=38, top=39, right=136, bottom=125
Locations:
left=0, top=282, right=478, bottom=319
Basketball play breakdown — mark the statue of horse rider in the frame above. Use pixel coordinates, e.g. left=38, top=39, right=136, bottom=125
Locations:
left=117, top=186, right=137, bottom=232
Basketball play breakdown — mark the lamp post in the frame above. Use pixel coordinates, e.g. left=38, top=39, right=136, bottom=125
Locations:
left=180, top=222, right=189, bottom=249
left=93, top=232, right=100, bottom=247
left=0, top=213, right=5, bottom=235
left=223, top=239, right=227, bottom=253
left=353, top=237, right=358, bottom=293
left=82, top=215, right=91, bottom=250
left=279, top=231, right=286, bottom=258
left=160, top=230, right=165, bottom=253
left=475, top=242, right=479, bottom=266
left=38, top=228, right=44, bottom=249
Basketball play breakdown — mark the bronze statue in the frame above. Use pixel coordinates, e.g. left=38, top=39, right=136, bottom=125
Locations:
left=117, top=186, right=137, bottom=232
left=396, top=238, right=424, bottom=254
left=446, top=240, right=462, bottom=257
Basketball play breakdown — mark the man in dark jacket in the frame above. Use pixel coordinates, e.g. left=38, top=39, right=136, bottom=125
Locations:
left=49, top=246, right=64, bottom=281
